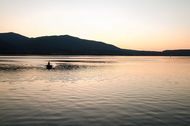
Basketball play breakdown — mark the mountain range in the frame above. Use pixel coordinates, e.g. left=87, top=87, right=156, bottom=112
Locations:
left=0, top=32, right=189, bottom=56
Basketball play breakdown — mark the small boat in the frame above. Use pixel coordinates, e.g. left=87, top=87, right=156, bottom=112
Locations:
left=46, top=61, right=53, bottom=70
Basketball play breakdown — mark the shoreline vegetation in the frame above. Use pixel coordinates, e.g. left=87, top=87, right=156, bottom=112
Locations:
left=0, top=32, right=190, bottom=56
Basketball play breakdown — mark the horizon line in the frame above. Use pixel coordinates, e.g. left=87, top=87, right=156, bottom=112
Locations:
left=0, top=31, right=189, bottom=52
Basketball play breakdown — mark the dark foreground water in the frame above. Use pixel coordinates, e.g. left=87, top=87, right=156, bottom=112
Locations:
left=0, top=56, right=190, bottom=126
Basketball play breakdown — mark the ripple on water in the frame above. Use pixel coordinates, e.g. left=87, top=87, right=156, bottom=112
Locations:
left=0, top=56, right=190, bottom=126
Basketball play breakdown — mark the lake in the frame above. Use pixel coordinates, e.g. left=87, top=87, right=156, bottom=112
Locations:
left=0, top=56, right=190, bottom=126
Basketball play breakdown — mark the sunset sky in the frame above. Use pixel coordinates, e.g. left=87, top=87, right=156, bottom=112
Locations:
left=0, top=0, right=189, bottom=51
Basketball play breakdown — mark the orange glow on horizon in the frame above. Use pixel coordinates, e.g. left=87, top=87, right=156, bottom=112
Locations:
left=0, top=0, right=189, bottom=51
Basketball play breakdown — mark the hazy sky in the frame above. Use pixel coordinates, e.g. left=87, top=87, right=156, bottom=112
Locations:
left=0, top=0, right=190, bottom=50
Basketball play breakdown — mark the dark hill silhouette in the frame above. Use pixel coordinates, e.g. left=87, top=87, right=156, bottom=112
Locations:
left=30, top=35, right=126, bottom=55
left=0, top=32, right=30, bottom=54
left=162, top=49, right=190, bottom=56
left=0, top=32, right=189, bottom=56
left=0, top=32, right=29, bottom=41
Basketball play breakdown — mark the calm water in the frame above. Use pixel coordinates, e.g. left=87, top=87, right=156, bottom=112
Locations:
left=0, top=56, right=190, bottom=126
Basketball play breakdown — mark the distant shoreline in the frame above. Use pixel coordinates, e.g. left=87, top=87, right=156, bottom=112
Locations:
left=0, top=54, right=190, bottom=56
left=0, top=32, right=190, bottom=56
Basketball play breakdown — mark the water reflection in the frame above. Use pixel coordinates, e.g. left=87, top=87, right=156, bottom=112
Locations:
left=0, top=56, right=190, bottom=126
left=53, top=60, right=115, bottom=63
left=0, top=64, right=33, bottom=71
left=0, top=60, right=19, bottom=62
left=0, top=59, right=108, bottom=71
left=55, top=63, right=92, bottom=70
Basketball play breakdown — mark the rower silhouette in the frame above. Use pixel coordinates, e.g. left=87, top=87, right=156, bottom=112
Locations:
left=46, top=61, right=53, bottom=70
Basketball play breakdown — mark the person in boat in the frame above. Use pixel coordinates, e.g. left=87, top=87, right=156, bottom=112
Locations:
left=46, top=61, right=53, bottom=69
